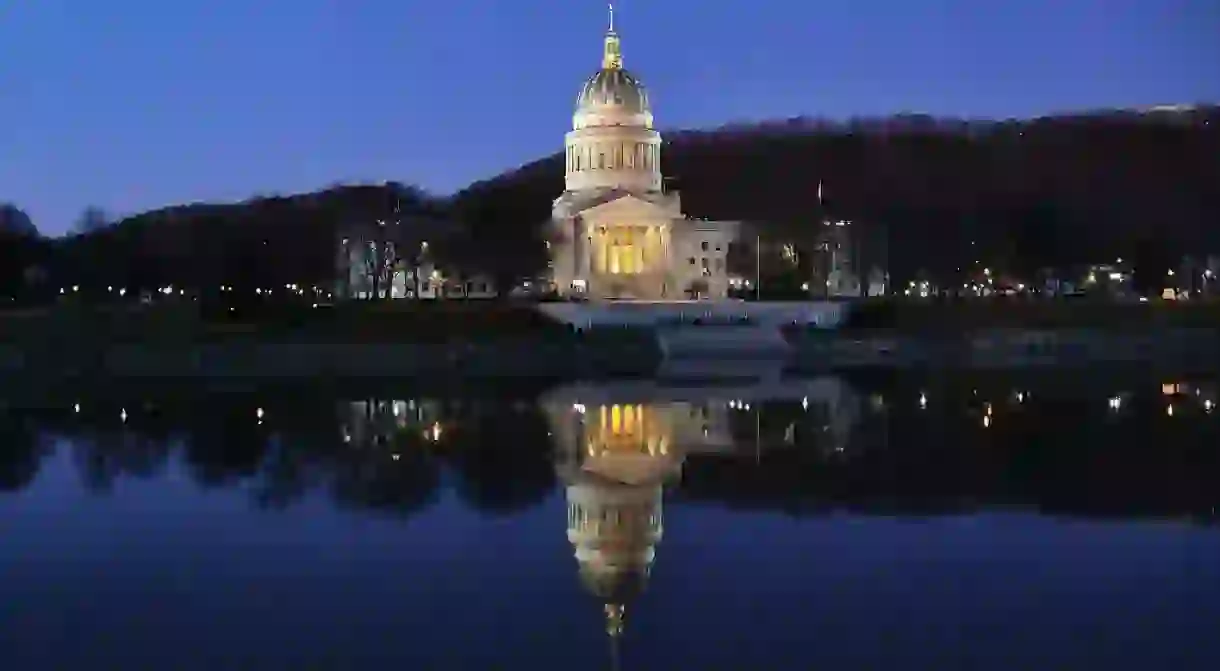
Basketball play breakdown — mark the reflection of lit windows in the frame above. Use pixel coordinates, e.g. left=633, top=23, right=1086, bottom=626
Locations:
left=587, top=404, right=670, bottom=457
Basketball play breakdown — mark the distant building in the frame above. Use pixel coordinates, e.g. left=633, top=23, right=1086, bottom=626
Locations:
left=334, top=216, right=496, bottom=300
left=818, top=219, right=861, bottom=298
left=335, top=222, right=403, bottom=300
left=866, top=266, right=888, bottom=297
left=1082, top=263, right=1133, bottom=297
left=547, top=9, right=741, bottom=300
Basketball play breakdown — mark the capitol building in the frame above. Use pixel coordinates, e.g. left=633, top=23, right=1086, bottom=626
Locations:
left=548, top=8, right=741, bottom=301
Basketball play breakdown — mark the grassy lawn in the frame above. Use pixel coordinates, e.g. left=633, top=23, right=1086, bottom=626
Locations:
left=0, top=301, right=572, bottom=345
left=4, top=298, right=1219, bottom=347
left=840, top=298, right=1220, bottom=333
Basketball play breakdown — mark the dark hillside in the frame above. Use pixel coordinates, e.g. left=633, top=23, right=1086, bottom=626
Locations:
left=9, top=106, right=1217, bottom=299
left=454, top=106, right=1220, bottom=283
left=39, top=183, right=449, bottom=300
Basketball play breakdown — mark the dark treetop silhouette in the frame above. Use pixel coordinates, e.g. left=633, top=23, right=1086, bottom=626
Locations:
left=2, top=374, right=1217, bottom=523
left=1, top=107, right=1217, bottom=302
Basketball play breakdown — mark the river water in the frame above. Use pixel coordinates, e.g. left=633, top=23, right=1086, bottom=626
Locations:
left=1, top=371, right=1218, bottom=670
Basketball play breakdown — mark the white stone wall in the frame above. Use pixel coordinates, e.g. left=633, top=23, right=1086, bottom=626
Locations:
left=669, top=223, right=739, bottom=299
left=548, top=217, right=579, bottom=295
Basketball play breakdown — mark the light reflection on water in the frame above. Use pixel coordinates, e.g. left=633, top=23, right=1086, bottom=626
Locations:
left=0, top=373, right=1218, bottom=670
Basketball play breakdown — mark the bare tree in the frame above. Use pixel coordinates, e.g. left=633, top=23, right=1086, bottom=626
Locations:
left=364, top=201, right=404, bottom=300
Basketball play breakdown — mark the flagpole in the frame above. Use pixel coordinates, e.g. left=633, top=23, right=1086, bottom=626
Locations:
left=755, top=233, right=761, bottom=301
left=818, top=180, right=824, bottom=299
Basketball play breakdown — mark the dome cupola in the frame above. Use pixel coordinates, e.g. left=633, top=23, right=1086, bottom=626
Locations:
left=573, top=4, right=653, bottom=129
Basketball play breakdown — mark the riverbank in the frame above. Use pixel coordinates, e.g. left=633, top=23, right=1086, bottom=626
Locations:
left=5, top=299, right=1220, bottom=345
left=788, top=328, right=1219, bottom=371
left=1, top=301, right=1218, bottom=381
left=838, top=298, right=1220, bottom=332
left=1, top=328, right=1216, bottom=382
left=0, top=301, right=568, bottom=344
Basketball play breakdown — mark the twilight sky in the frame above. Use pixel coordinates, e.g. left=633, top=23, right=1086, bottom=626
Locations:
left=2, top=0, right=1217, bottom=236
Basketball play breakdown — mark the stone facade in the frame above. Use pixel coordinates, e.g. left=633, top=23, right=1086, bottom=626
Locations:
left=547, top=12, right=739, bottom=301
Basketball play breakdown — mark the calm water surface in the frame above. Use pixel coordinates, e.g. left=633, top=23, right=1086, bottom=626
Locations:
left=2, top=372, right=1219, bottom=670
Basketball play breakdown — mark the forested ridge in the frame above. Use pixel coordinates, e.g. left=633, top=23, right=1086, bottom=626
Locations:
left=2, top=105, right=1216, bottom=300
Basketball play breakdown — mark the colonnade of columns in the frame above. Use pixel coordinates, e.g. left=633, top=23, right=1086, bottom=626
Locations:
left=582, top=224, right=668, bottom=277
left=585, top=404, right=671, bottom=458
left=566, top=141, right=660, bottom=174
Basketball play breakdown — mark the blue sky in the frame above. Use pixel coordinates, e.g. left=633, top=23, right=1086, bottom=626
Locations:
left=2, top=0, right=1217, bottom=235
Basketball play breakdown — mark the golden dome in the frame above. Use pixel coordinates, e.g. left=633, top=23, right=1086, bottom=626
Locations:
left=577, top=68, right=650, bottom=115
left=575, top=5, right=650, bottom=116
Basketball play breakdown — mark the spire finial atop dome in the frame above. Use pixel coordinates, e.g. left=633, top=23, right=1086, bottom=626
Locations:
left=602, top=3, right=623, bottom=69
left=605, top=602, right=625, bottom=637
left=605, top=603, right=625, bottom=671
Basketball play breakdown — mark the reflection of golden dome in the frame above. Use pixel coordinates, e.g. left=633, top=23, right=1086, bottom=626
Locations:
left=604, top=603, right=626, bottom=637
left=605, top=602, right=626, bottom=671
left=578, top=562, right=650, bottom=604
left=566, top=476, right=661, bottom=648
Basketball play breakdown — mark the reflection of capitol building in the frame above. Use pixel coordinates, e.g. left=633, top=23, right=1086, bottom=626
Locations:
left=551, top=402, right=685, bottom=654
left=541, top=377, right=863, bottom=657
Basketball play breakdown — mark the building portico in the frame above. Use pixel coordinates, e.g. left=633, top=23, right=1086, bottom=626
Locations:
left=556, top=193, right=681, bottom=300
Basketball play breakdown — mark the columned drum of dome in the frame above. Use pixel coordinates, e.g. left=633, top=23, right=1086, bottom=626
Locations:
left=548, top=7, right=742, bottom=302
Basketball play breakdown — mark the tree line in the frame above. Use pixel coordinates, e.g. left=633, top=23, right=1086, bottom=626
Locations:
left=1, top=380, right=1217, bottom=521
left=1, top=105, right=1217, bottom=303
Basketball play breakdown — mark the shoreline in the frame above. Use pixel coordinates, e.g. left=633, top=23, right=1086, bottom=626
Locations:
left=2, top=328, right=1216, bottom=381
